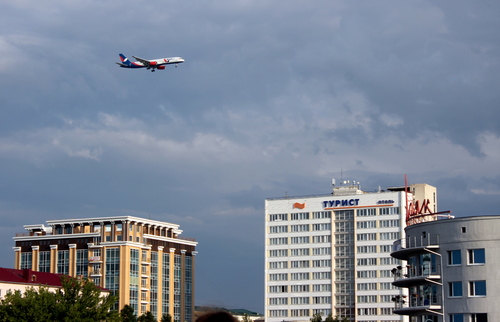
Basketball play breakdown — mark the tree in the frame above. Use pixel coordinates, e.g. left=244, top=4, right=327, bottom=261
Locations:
left=138, top=311, right=156, bottom=322
left=310, top=312, right=323, bottom=322
left=161, top=313, right=173, bottom=322
left=121, top=304, right=138, bottom=322
left=54, top=275, right=119, bottom=321
left=325, top=313, right=335, bottom=322
left=0, top=276, right=119, bottom=321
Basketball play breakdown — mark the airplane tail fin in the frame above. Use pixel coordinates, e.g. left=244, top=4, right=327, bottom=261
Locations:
left=118, top=53, right=132, bottom=66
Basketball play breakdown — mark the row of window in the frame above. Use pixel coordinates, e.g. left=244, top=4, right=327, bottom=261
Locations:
left=268, top=307, right=396, bottom=317
left=269, top=269, right=394, bottom=281
left=268, top=207, right=400, bottom=222
left=269, top=229, right=400, bottom=242
left=268, top=257, right=400, bottom=269
left=268, top=245, right=392, bottom=257
left=448, top=248, right=486, bottom=265
left=269, top=220, right=400, bottom=233
left=269, top=281, right=399, bottom=293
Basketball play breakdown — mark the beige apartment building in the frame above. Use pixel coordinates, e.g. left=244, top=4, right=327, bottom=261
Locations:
left=13, top=216, right=197, bottom=322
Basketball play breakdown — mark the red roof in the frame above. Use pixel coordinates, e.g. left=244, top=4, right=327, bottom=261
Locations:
left=0, top=267, right=67, bottom=287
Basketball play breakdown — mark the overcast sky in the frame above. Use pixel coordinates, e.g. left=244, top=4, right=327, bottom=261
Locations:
left=1, top=0, right=500, bottom=313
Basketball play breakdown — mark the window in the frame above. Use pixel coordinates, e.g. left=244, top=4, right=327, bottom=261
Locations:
left=468, top=249, right=486, bottom=264
left=269, top=298, right=288, bottom=305
left=269, top=213, right=288, bottom=221
left=269, top=285, right=288, bottom=293
left=470, top=313, right=488, bottom=322
left=290, top=309, right=309, bottom=317
left=449, top=314, right=464, bottom=322
left=291, top=285, right=309, bottom=292
left=335, top=234, right=352, bottom=244
left=448, top=250, right=461, bottom=265
left=312, top=296, right=331, bottom=304
left=356, top=208, right=376, bottom=216
left=269, top=310, right=287, bottom=317
left=291, top=212, right=309, bottom=220
left=357, top=245, right=377, bottom=253
left=313, top=211, right=331, bottom=219
left=291, top=236, right=310, bottom=244
left=312, top=259, right=331, bottom=267
left=357, top=233, right=377, bottom=241
left=269, top=261, right=288, bottom=269
left=269, top=273, right=288, bottom=281
left=291, top=224, right=309, bottom=232
left=380, top=307, right=394, bottom=315
left=380, top=245, right=392, bottom=253
left=379, top=282, right=395, bottom=290
left=335, top=270, right=353, bottom=281
left=313, top=284, right=331, bottom=292
left=314, top=247, right=331, bottom=255
left=379, top=232, right=400, bottom=240
left=356, top=221, right=376, bottom=229
left=449, top=281, right=463, bottom=297
left=357, top=283, right=377, bottom=291
left=269, top=226, right=288, bottom=234
left=357, top=308, right=377, bottom=315
left=379, top=219, right=400, bottom=227
left=312, top=235, right=331, bottom=243
left=291, top=297, right=309, bottom=305
left=357, top=295, right=377, bottom=303
left=269, top=237, right=288, bottom=245
left=312, top=223, right=331, bottom=231
left=380, top=257, right=400, bottom=265
left=357, top=270, right=377, bottom=278
left=290, top=260, right=309, bottom=268
left=335, top=246, right=352, bottom=256
left=312, top=271, right=331, bottom=279
left=357, top=258, right=377, bottom=266
left=470, top=281, right=486, bottom=296
left=290, top=248, right=309, bottom=256
left=290, top=273, right=309, bottom=280
left=335, top=221, right=353, bottom=232
left=379, top=207, right=399, bottom=215
left=269, top=249, right=288, bottom=257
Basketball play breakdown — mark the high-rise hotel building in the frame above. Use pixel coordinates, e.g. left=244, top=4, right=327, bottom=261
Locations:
left=265, top=181, right=436, bottom=322
left=13, top=216, right=197, bottom=322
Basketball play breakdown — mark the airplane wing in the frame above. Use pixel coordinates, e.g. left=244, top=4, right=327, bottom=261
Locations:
left=132, top=56, right=151, bottom=67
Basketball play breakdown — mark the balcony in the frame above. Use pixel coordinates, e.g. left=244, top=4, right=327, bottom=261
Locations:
left=391, top=234, right=440, bottom=260
left=392, top=264, right=442, bottom=287
left=393, top=293, right=443, bottom=316
left=90, top=269, right=102, bottom=276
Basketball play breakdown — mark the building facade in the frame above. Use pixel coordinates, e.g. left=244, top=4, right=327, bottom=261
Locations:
left=265, top=181, right=434, bottom=322
left=13, top=216, right=197, bottom=321
left=391, top=215, right=500, bottom=322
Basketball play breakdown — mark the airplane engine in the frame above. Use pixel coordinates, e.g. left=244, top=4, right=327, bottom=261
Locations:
left=157, top=66, right=165, bottom=70
left=149, top=61, right=157, bottom=66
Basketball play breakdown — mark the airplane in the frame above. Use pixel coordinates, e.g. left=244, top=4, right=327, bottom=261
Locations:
left=116, top=53, right=185, bottom=72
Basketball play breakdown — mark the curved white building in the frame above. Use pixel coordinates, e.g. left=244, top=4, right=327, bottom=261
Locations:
left=391, top=215, right=500, bottom=322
